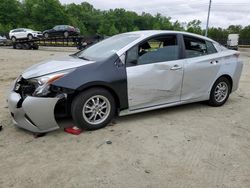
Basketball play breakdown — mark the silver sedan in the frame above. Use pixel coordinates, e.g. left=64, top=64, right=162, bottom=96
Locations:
left=7, top=30, right=243, bottom=133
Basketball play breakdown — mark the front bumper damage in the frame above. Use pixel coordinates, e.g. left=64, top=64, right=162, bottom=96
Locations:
left=8, top=91, right=60, bottom=133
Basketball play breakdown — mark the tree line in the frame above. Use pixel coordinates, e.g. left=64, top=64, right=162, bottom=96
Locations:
left=0, top=0, right=249, bottom=41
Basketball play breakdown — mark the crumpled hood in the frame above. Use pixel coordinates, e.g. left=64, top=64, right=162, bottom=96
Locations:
left=22, top=55, right=95, bottom=79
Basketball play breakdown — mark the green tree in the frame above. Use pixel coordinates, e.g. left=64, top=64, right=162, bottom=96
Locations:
left=21, top=0, right=69, bottom=31
left=227, top=25, right=242, bottom=34
left=240, top=25, right=250, bottom=40
left=0, top=0, right=21, bottom=33
left=187, top=20, right=202, bottom=34
left=0, top=0, right=249, bottom=40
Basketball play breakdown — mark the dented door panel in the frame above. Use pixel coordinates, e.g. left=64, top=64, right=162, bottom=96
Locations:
left=181, top=54, right=222, bottom=101
left=127, top=60, right=184, bottom=110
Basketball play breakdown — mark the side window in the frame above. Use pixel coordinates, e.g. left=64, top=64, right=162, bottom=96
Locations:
left=184, top=36, right=208, bottom=58
left=59, top=25, right=66, bottom=30
left=53, top=26, right=59, bottom=30
left=206, top=41, right=217, bottom=54
left=126, top=35, right=179, bottom=66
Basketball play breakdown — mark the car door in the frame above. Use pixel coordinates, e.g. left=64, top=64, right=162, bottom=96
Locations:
left=19, top=29, right=27, bottom=38
left=181, top=35, right=221, bottom=101
left=51, top=26, right=59, bottom=36
left=15, top=29, right=23, bottom=39
left=126, top=34, right=185, bottom=110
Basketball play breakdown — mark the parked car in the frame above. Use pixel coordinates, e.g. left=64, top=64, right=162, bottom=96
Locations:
left=7, top=30, right=243, bottom=133
left=43, top=25, right=80, bottom=38
left=9, top=28, right=42, bottom=42
left=0, top=35, right=7, bottom=45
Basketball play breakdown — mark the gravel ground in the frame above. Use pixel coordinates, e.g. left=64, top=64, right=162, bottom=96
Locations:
left=0, top=47, right=250, bottom=188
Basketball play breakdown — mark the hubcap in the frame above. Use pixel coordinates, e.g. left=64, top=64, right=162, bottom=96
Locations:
left=82, top=95, right=111, bottom=125
left=214, top=82, right=228, bottom=103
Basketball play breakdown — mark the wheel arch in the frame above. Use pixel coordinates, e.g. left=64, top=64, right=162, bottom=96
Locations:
left=54, top=82, right=122, bottom=118
left=217, top=74, right=233, bottom=92
left=80, top=84, right=120, bottom=109
left=67, top=82, right=122, bottom=112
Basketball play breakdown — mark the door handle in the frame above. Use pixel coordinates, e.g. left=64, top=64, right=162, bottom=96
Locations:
left=170, top=65, right=182, bottom=70
left=210, top=60, right=219, bottom=65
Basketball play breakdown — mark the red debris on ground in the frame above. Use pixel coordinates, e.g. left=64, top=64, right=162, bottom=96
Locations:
left=64, top=126, right=83, bottom=135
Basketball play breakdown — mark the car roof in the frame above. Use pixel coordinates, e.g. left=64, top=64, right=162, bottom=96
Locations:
left=125, top=30, right=216, bottom=43
left=115, top=30, right=219, bottom=56
left=10, top=28, right=33, bottom=31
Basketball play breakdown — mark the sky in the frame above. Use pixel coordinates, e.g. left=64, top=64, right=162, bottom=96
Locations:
left=59, top=0, right=250, bottom=28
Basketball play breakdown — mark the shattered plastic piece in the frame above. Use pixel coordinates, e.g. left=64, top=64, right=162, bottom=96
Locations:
left=64, top=126, right=82, bottom=135
left=106, top=140, right=112, bottom=144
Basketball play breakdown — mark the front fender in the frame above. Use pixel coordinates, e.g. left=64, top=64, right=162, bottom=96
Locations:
left=52, top=54, right=128, bottom=110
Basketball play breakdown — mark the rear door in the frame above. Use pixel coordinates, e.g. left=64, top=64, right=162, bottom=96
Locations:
left=126, top=34, right=185, bottom=110
left=19, top=29, right=27, bottom=38
left=181, top=35, right=221, bottom=101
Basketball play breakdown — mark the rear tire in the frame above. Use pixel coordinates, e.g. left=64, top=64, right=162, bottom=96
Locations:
left=208, top=77, right=231, bottom=107
left=71, top=88, right=116, bottom=130
left=32, top=43, right=39, bottom=50
left=16, top=43, right=22, bottom=49
left=22, top=43, right=31, bottom=50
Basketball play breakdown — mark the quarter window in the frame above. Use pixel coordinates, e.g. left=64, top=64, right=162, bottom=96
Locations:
left=184, top=36, right=207, bottom=58
left=206, top=41, right=217, bottom=54
left=126, top=35, right=179, bottom=66
left=184, top=36, right=217, bottom=58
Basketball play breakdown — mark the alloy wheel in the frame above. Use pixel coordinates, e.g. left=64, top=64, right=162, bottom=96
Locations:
left=82, top=95, right=111, bottom=125
left=214, top=81, right=229, bottom=103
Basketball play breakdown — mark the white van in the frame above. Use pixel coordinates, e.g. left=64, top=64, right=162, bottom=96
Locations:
left=227, top=34, right=239, bottom=50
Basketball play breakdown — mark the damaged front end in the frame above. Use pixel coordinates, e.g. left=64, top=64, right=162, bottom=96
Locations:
left=7, top=69, right=75, bottom=133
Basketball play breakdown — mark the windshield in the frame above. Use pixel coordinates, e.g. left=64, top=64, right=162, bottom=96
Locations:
left=76, top=33, right=140, bottom=61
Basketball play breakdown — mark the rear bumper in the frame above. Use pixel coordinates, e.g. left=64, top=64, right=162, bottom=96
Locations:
left=232, top=60, right=243, bottom=92
left=7, top=91, right=60, bottom=133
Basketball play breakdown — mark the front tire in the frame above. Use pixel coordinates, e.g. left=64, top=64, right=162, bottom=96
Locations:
left=11, top=36, right=16, bottom=42
left=208, top=77, right=231, bottom=107
left=71, top=88, right=116, bottom=130
left=43, top=32, right=49, bottom=38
